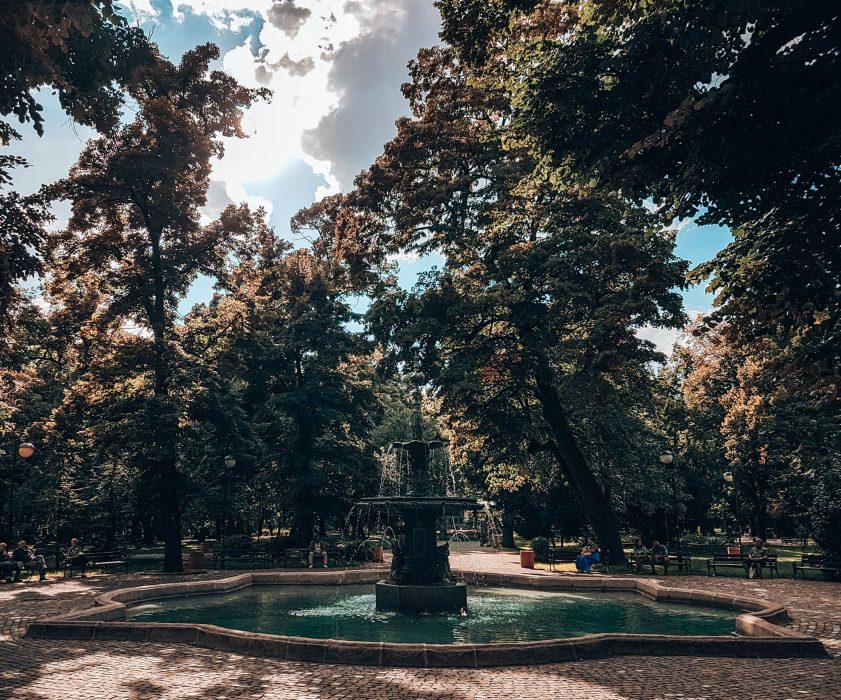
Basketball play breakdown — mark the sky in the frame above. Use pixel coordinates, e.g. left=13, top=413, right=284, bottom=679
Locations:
left=9, top=0, right=731, bottom=355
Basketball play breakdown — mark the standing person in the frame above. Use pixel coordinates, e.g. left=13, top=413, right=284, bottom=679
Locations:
left=649, top=540, right=670, bottom=575
left=744, top=538, right=769, bottom=579
left=0, top=543, right=17, bottom=583
left=12, top=541, right=48, bottom=581
left=64, top=538, right=89, bottom=577
left=308, top=534, right=328, bottom=568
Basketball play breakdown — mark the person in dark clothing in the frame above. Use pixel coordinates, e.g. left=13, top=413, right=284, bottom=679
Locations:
left=308, top=534, right=328, bottom=568
left=0, top=543, right=17, bottom=582
left=12, top=540, right=47, bottom=581
left=64, top=538, right=89, bottom=577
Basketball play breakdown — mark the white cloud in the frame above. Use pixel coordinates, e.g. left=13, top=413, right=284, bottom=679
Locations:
left=636, top=308, right=707, bottom=358
left=636, top=325, right=681, bottom=358
left=117, top=0, right=159, bottom=20
left=171, top=0, right=440, bottom=216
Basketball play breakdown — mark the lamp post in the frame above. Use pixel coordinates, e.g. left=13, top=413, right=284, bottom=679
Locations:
left=222, top=455, right=236, bottom=543
left=659, top=450, right=681, bottom=560
left=3, top=438, right=35, bottom=540
left=723, top=471, right=742, bottom=552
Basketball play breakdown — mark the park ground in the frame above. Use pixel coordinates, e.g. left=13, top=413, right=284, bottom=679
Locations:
left=1, top=547, right=840, bottom=700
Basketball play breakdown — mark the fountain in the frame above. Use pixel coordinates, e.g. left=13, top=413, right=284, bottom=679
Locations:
left=358, top=385, right=481, bottom=612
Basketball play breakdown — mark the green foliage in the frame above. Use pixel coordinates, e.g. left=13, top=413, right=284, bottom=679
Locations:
left=530, top=536, right=550, bottom=563
left=0, top=1, right=155, bottom=317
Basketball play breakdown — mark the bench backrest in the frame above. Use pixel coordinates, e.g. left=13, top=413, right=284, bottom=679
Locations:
left=802, top=554, right=841, bottom=566
left=85, top=551, right=127, bottom=562
left=220, top=548, right=266, bottom=556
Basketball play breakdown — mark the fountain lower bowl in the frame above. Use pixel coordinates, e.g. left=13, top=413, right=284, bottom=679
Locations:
left=24, top=570, right=826, bottom=666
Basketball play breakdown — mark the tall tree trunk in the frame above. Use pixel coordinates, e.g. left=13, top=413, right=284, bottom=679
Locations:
left=533, top=367, right=626, bottom=564
left=150, top=229, right=183, bottom=573
left=501, top=509, right=516, bottom=549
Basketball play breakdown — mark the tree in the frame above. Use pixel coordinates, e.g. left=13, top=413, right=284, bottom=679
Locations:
left=304, top=46, right=687, bottom=562
left=0, top=0, right=153, bottom=318
left=182, top=209, right=382, bottom=545
left=437, top=0, right=841, bottom=401
left=49, top=45, right=268, bottom=571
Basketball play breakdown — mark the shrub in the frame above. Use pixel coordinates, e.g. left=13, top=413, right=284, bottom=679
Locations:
left=531, top=536, right=551, bottom=563
left=264, top=536, right=287, bottom=559
left=223, top=534, right=253, bottom=550
left=811, top=463, right=841, bottom=558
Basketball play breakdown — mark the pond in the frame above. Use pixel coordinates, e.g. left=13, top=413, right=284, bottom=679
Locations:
left=127, top=584, right=736, bottom=644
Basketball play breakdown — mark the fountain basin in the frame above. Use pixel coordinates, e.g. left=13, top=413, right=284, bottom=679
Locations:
left=24, top=570, right=827, bottom=665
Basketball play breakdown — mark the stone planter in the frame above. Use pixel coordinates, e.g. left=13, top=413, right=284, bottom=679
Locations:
left=371, top=546, right=385, bottom=563
left=520, top=549, right=535, bottom=569
left=187, top=552, right=206, bottom=570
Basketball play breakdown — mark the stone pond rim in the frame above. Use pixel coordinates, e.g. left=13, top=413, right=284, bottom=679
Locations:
left=24, top=570, right=829, bottom=667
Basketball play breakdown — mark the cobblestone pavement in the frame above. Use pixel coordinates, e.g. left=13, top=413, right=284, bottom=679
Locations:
left=0, top=549, right=839, bottom=699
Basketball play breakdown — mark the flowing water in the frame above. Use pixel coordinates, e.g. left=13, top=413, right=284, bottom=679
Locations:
left=127, top=585, right=735, bottom=644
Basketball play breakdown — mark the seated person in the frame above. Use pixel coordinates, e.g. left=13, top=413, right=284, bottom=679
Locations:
left=12, top=540, right=48, bottom=581
left=308, top=534, right=328, bottom=568
left=649, top=540, right=669, bottom=575
left=631, top=538, right=649, bottom=573
left=575, top=540, right=601, bottom=573
left=0, top=543, right=17, bottom=583
left=744, top=538, right=769, bottom=578
left=64, top=538, right=88, bottom=577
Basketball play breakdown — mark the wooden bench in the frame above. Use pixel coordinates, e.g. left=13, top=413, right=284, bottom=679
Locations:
left=549, top=548, right=611, bottom=573
left=213, top=548, right=270, bottom=569
left=707, top=553, right=778, bottom=578
left=793, top=554, right=841, bottom=580
left=627, top=552, right=692, bottom=575
left=63, top=550, right=129, bottom=576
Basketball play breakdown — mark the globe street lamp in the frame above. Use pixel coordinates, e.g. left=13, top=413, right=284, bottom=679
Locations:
left=222, top=455, right=236, bottom=543
left=723, top=471, right=743, bottom=551
left=659, top=450, right=681, bottom=560
left=3, top=439, right=35, bottom=539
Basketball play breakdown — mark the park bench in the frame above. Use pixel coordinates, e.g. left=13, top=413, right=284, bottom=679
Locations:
left=549, top=548, right=611, bottom=573
left=213, top=547, right=270, bottom=569
left=627, top=552, right=692, bottom=575
left=706, top=553, right=778, bottom=578
left=792, top=554, right=841, bottom=580
left=63, top=550, right=129, bottom=576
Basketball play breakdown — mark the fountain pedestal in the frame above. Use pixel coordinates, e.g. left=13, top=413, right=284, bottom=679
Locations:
left=375, top=580, right=467, bottom=613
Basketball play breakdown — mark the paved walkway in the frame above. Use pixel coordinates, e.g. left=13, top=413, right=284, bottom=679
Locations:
left=0, top=548, right=839, bottom=699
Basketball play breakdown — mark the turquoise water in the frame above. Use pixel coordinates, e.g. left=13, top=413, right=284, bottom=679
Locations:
left=126, top=585, right=735, bottom=644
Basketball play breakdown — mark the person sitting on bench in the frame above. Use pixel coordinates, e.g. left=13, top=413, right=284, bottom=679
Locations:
left=744, top=539, right=769, bottom=579
left=632, top=538, right=649, bottom=573
left=0, top=543, right=17, bottom=583
left=308, top=534, right=328, bottom=568
left=575, top=541, right=601, bottom=573
left=64, top=538, right=89, bottom=577
left=649, top=540, right=669, bottom=575
left=12, top=540, right=47, bottom=581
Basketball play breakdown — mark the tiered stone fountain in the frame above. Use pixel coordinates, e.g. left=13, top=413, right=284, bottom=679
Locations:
left=358, top=388, right=480, bottom=612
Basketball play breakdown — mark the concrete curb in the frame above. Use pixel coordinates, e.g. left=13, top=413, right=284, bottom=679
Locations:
left=23, top=569, right=828, bottom=666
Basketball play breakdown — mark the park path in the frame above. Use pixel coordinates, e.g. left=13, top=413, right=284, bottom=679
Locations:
left=0, top=546, right=839, bottom=699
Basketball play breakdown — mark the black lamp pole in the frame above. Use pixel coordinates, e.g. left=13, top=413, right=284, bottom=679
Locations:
left=660, top=450, right=680, bottom=559
left=222, top=455, right=236, bottom=543
left=5, top=437, right=35, bottom=540
left=724, top=471, right=742, bottom=552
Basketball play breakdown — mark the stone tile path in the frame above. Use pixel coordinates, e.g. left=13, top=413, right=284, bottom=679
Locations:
left=1, top=548, right=840, bottom=699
